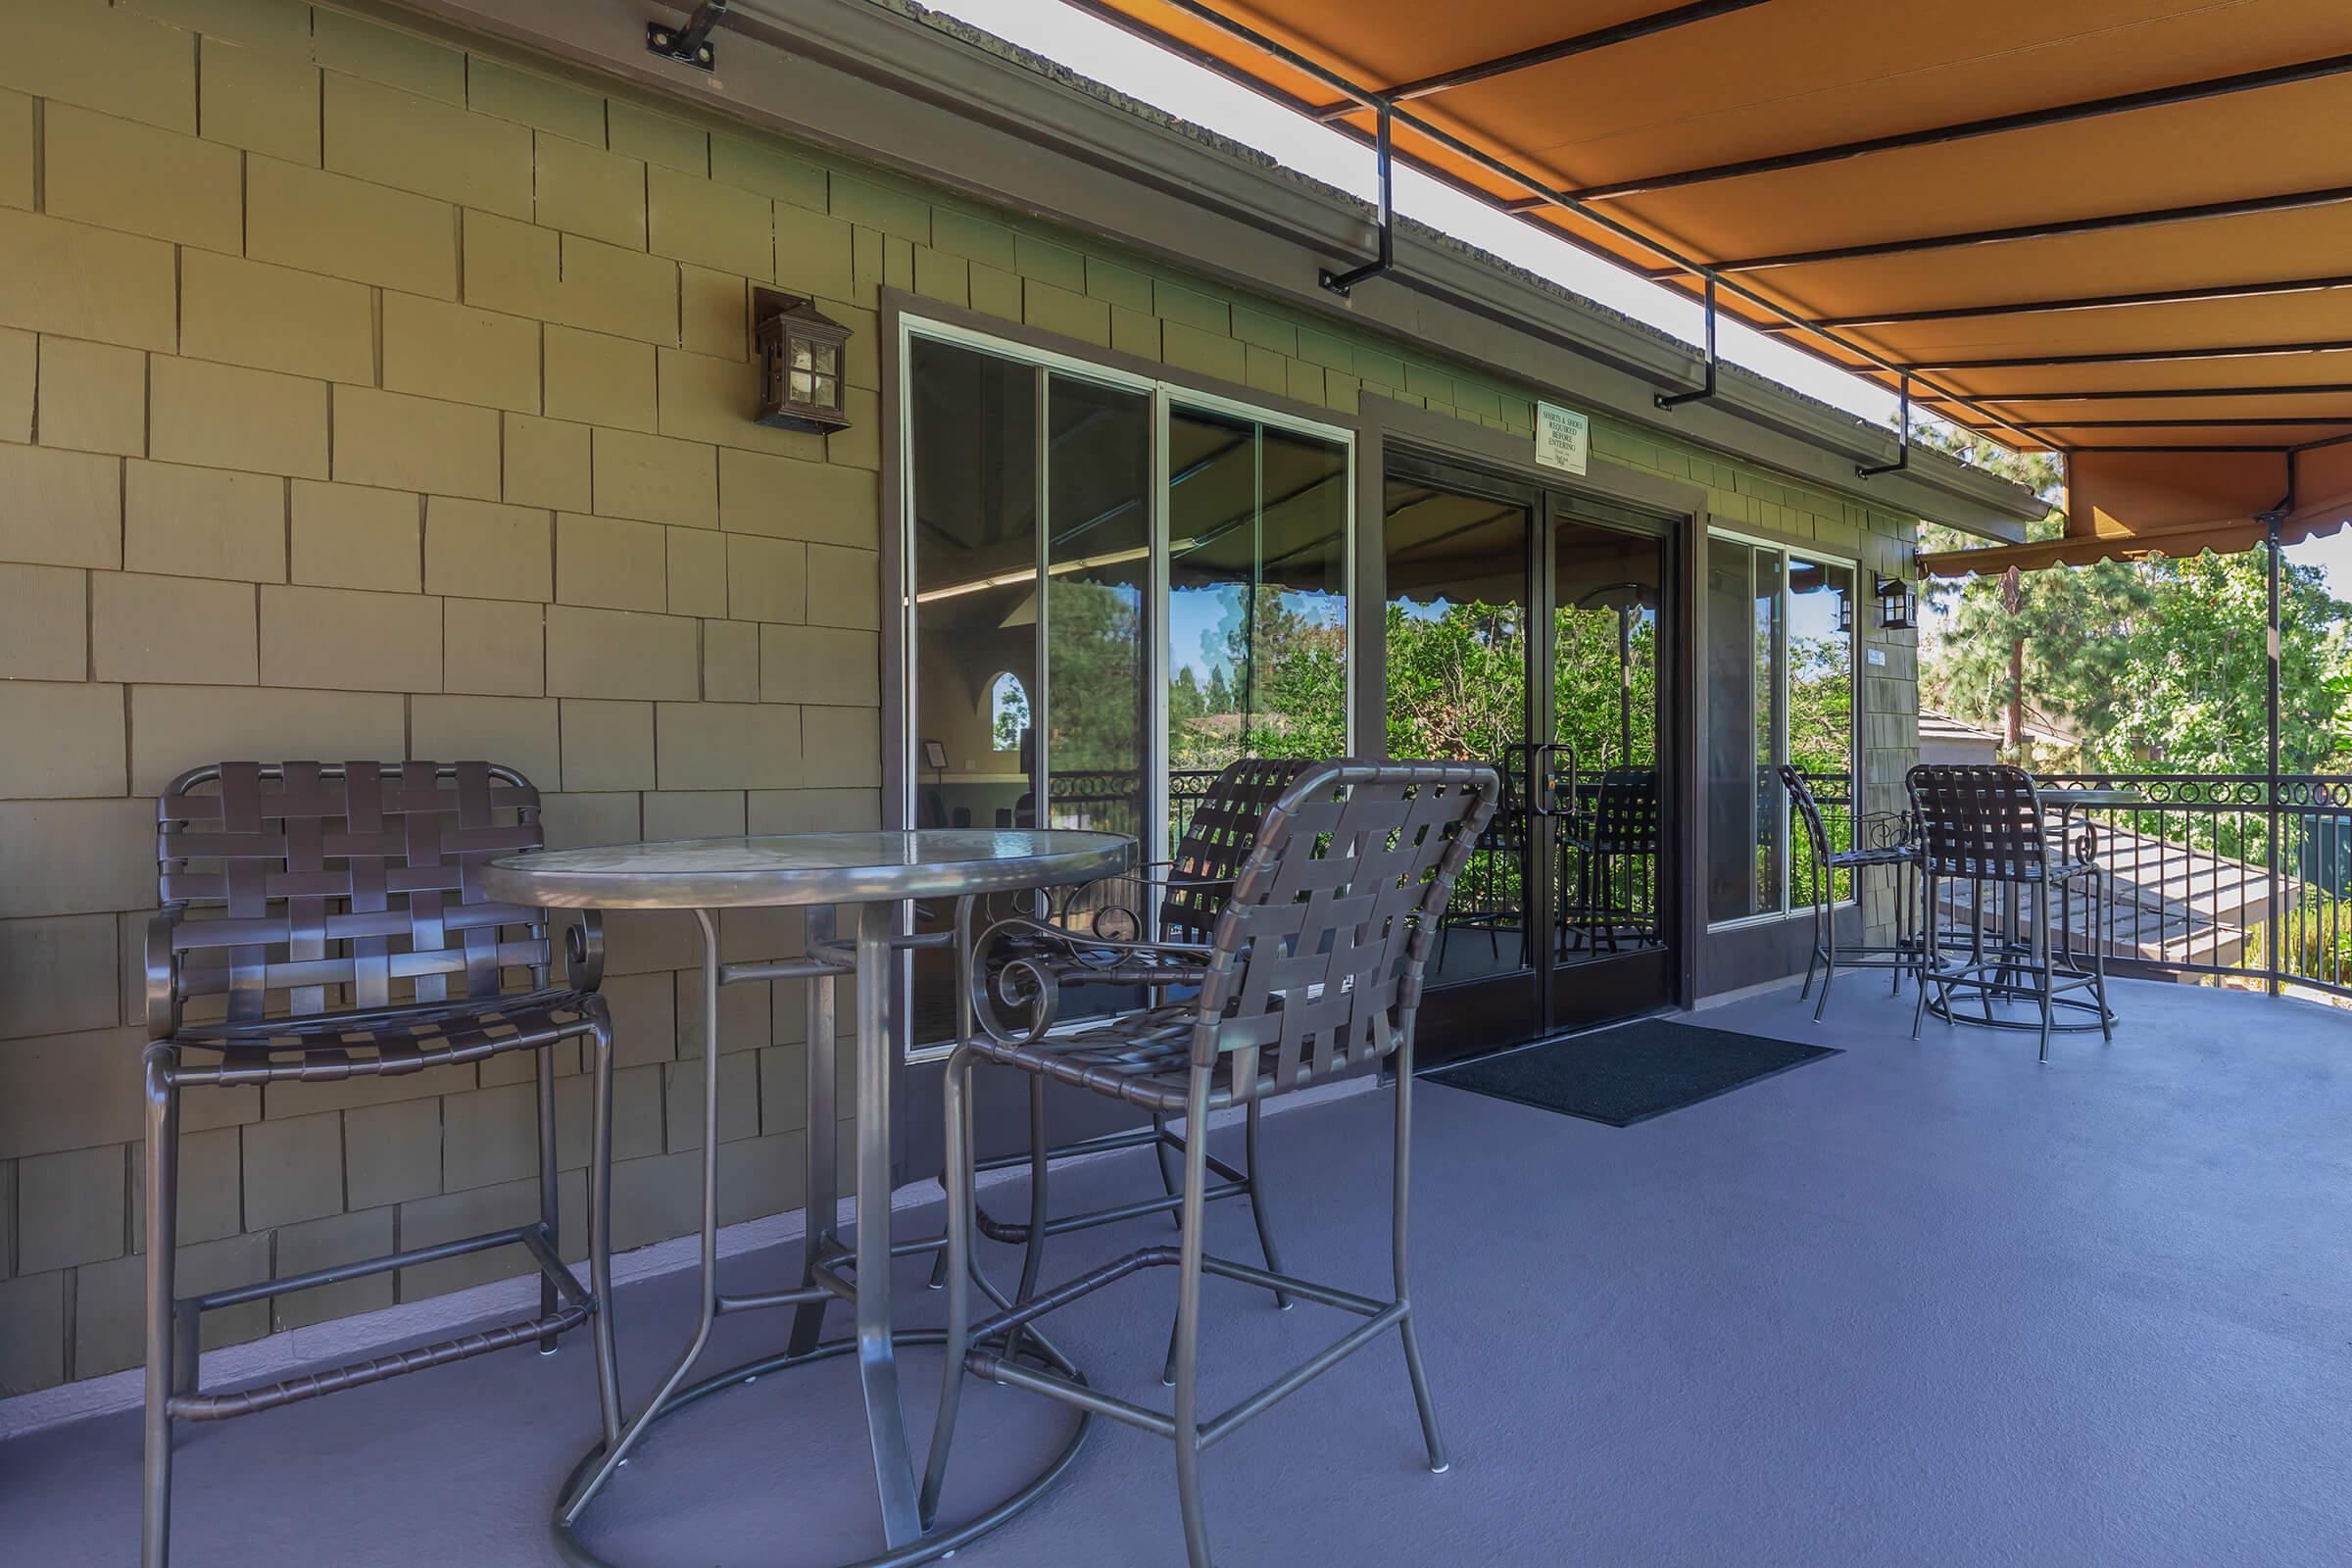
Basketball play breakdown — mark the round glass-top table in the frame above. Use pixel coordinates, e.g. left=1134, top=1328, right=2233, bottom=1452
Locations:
left=482, top=829, right=1131, bottom=1568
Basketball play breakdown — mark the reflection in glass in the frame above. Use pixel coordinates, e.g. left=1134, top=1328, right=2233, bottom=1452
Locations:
left=1043, top=376, right=1152, bottom=839
left=1705, top=538, right=1856, bottom=923
left=1552, top=518, right=1665, bottom=962
left=1165, top=407, right=1348, bottom=839
left=1707, top=539, right=1765, bottom=923
left=1382, top=477, right=1532, bottom=989
left=1788, top=558, right=1856, bottom=900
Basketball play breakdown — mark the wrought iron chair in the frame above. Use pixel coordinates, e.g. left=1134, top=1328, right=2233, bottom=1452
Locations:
left=923, top=759, right=1501, bottom=1568
left=1558, top=765, right=1661, bottom=954
left=1905, top=762, right=2113, bottom=1060
left=935, top=756, right=1312, bottom=1295
left=140, top=761, right=620, bottom=1568
left=1780, top=764, right=1922, bottom=1020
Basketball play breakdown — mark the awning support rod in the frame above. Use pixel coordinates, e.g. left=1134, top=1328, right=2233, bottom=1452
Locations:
left=1699, top=183, right=2352, bottom=275
left=1307, top=0, right=1770, bottom=120
left=1914, top=381, right=2352, bottom=406
left=1569, top=52, right=2352, bottom=201
left=2261, top=454, right=2289, bottom=998
left=1654, top=274, right=1719, bottom=410
left=1856, top=375, right=1912, bottom=477
left=1906, top=338, right=2352, bottom=372
left=1779, top=273, right=2352, bottom=331
left=1321, top=100, right=1395, bottom=297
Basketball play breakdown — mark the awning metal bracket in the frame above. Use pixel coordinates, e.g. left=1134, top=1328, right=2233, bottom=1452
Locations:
left=1322, top=100, right=1395, bottom=297
left=649, top=1, right=729, bottom=72
left=1857, top=374, right=1913, bottom=477
left=1655, top=274, right=1719, bottom=410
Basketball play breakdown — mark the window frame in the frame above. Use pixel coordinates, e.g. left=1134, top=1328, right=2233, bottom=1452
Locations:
left=1703, top=525, right=1862, bottom=932
left=893, top=313, right=1354, bottom=1059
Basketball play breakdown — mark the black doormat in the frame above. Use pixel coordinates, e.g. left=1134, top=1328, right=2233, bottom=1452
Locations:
left=1425, top=1019, right=1838, bottom=1127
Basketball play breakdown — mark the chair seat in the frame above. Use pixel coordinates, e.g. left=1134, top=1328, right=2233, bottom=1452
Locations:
left=970, top=1004, right=1396, bottom=1114
left=1824, top=843, right=1915, bottom=869
left=160, top=989, right=605, bottom=1088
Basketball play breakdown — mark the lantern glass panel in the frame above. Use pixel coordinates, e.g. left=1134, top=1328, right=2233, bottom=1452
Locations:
left=790, top=369, right=814, bottom=401
left=813, top=343, right=838, bottom=374
left=811, top=373, right=838, bottom=407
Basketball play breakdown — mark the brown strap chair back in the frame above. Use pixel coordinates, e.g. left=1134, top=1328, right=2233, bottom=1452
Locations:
left=1588, top=765, right=1660, bottom=856
left=1189, top=760, right=1499, bottom=1101
left=156, top=760, right=552, bottom=1026
left=1905, top=762, right=2050, bottom=883
left=1160, top=756, right=1314, bottom=943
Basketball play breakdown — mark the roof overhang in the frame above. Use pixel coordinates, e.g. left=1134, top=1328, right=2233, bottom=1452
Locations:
left=365, top=0, right=2045, bottom=537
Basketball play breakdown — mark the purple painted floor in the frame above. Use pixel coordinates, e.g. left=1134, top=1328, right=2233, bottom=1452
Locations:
left=4, top=977, right=2349, bottom=1567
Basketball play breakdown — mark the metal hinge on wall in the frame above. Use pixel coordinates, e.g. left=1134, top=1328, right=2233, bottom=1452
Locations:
left=648, top=1, right=729, bottom=73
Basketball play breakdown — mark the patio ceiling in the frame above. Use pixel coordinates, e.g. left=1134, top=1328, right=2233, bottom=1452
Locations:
left=1071, top=0, right=2352, bottom=568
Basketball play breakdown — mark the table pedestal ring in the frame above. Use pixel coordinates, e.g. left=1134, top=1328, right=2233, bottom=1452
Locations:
left=478, top=833, right=1132, bottom=1568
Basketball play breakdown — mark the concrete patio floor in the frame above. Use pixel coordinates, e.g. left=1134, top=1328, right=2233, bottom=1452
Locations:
left=3, top=975, right=2348, bottom=1567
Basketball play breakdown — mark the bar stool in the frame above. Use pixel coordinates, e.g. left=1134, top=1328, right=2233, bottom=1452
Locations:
left=923, top=760, right=1501, bottom=1568
left=935, top=757, right=1312, bottom=1298
left=1906, top=762, right=2113, bottom=1060
left=140, top=761, right=620, bottom=1567
left=1780, top=764, right=1921, bottom=1020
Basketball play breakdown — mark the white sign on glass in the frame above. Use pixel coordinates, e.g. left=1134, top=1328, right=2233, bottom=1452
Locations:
left=1534, top=401, right=1590, bottom=476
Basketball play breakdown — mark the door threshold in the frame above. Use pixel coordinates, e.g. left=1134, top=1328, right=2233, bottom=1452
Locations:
left=1412, top=1003, right=1686, bottom=1076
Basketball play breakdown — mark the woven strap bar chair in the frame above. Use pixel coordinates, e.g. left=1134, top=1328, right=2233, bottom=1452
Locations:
left=1557, top=765, right=1662, bottom=956
left=1905, top=762, right=2113, bottom=1061
left=1779, top=764, right=1922, bottom=1021
left=140, top=761, right=620, bottom=1568
left=933, top=757, right=1312, bottom=1298
left=922, top=759, right=1500, bottom=1568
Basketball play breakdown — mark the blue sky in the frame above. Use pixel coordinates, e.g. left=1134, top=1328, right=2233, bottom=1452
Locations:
left=933, top=1, right=2350, bottom=599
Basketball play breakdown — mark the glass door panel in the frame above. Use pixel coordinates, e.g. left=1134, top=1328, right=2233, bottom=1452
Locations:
left=1165, top=405, right=1349, bottom=841
left=1550, top=516, right=1665, bottom=969
left=1382, top=466, right=1539, bottom=1054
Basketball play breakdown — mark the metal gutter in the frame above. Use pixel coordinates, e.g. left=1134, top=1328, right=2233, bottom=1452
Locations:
left=372, top=0, right=2042, bottom=536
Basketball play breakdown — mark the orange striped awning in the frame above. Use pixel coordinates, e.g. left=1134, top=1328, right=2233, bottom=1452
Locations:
left=1075, top=1, right=2352, bottom=567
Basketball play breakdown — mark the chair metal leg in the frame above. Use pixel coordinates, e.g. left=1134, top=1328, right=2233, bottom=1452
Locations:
left=1001, top=1074, right=1050, bottom=1371
left=790, top=908, right=839, bottom=1358
left=1912, top=872, right=1936, bottom=1040
left=1390, top=1035, right=1447, bottom=1473
left=1243, top=1101, right=1291, bottom=1311
left=919, top=1046, right=977, bottom=1531
left=535, top=1042, right=563, bottom=1355
left=2036, top=890, right=2056, bottom=1064
left=1171, top=1069, right=1215, bottom=1568
left=1813, top=877, right=1836, bottom=1022
left=1152, top=1114, right=1182, bottom=1232
left=141, top=1046, right=178, bottom=1568
left=586, top=1012, right=623, bottom=1447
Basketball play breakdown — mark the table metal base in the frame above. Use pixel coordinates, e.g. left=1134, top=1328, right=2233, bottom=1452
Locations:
left=551, top=897, right=1091, bottom=1568
left=547, top=1327, right=1092, bottom=1568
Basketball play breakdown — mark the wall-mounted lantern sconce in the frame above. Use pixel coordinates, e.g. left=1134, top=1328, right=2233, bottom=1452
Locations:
left=1875, top=571, right=1917, bottom=630
left=755, top=288, right=852, bottom=434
